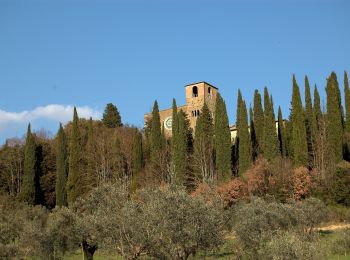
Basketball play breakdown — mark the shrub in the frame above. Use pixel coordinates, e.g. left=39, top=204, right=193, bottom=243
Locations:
left=332, top=161, right=350, bottom=206
left=267, top=158, right=294, bottom=202
left=216, top=178, right=247, bottom=208
left=117, top=186, right=225, bottom=259
left=331, top=228, right=350, bottom=256
left=230, top=197, right=328, bottom=257
left=243, top=157, right=269, bottom=196
left=293, top=167, right=312, bottom=200
left=262, top=230, right=325, bottom=260
left=0, top=194, right=50, bottom=259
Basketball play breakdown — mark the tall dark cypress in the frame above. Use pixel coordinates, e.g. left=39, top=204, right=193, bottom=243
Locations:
left=263, top=87, right=279, bottom=161
left=175, top=110, right=191, bottom=184
left=236, top=90, right=251, bottom=175
left=277, top=106, right=286, bottom=157
left=56, top=123, right=68, bottom=206
left=253, top=89, right=264, bottom=154
left=214, top=93, right=232, bottom=181
left=305, top=76, right=314, bottom=168
left=326, top=72, right=343, bottom=163
left=344, top=71, right=350, bottom=133
left=132, top=130, right=143, bottom=174
left=194, top=102, right=214, bottom=182
left=21, top=123, right=37, bottom=205
left=67, top=107, right=82, bottom=206
left=86, top=118, right=96, bottom=189
left=150, top=100, right=162, bottom=163
left=291, top=75, right=308, bottom=166
left=171, top=99, right=179, bottom=175
left=250, top=106, right=258, bottom=160
left=313, top=85, right=322, bottom=132
left=344, top=71, right=350, bottom=160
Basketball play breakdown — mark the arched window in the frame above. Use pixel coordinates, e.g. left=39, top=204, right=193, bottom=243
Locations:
left=192, top=86, right=198, bottom=97
left=197, top=110, right=200, bottom=116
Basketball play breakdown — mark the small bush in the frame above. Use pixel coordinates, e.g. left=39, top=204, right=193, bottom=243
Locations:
left=331, top=228, right=350, bottom=256
left=262, top=230, right=325, bottom=260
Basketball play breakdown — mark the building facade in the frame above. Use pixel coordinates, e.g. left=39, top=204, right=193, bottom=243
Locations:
left=144, top=81, right=237, bottom=139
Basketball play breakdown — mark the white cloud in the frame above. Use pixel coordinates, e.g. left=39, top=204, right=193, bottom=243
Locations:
left=0, top=104, right=102, bottom=132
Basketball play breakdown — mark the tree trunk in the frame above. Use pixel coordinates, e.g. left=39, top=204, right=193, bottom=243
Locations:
left=82, top=240, right=97, bottom=260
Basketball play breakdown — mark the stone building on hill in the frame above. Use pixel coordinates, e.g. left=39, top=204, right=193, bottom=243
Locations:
left=144, top=81, right=237, bottom=139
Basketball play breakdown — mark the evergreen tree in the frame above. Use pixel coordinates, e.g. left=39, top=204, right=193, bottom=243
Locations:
left=263, top=87, right=279, bottom=161
left=21, top=123, right=37, bottom=205
left=344, top=71, right=350, bottom=133
left=55, top=123, right=68, bottom=206
left=194, top=102, right=214, bottom=183
left=132, top=130, right=143, bottom=173
left=253, top=89, right=264, bottom=154
left=236, top=90, right=251, bottom=175
left=305, top=76, right=314, bottom=167
left=250, top=106, right=258, bottom=160
left=277, top=106, right=286, bottom=157
left=344, top=71, right=350, bottom=160
left=86, top=118, right=96, bottom=189
left=171, top=99, right=179, bottom=175
left=326, top=72, right=343, bottom=163
left=67, top=107, right=82, bottom=206
left=150, top=100, right=162, bottom=163
left=214, top=93, right=232, bottom=181
left=174, top=110, right=191, bottom=184
left=102, top=103, right=122, bottom=128
left=313, top=85, right=322, bottom=133
left=291, top=75, right=308, bottom=166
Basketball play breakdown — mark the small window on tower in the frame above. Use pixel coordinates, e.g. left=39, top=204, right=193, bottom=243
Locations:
left=208, top=87, right=211, bottom=99
left=197, top=110, right=200, bottom=116
left=192, top=86, right=198, bottom=97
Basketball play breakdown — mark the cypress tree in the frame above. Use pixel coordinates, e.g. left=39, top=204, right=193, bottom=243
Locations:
left=236, top=90, right=251, bottom=175
left=305, top=76, right=314, bottom=167
left=291, top=75, right=308, bottom=166
left=344, top=71, right=350, bottom=133
left=67, top=107, right=82, bottom=206
left=132, top=130, right=143, bottom=173
left=171, top=99, right=179, bottom=175
left=277, top=106, right=286, bottom=157
left=86, top=118, right=96, bottom=189
left=175, top=110, right=191, bottom=184
left=55, top=123, right=68, bottom=207
left=344, top=71, right=350, bottom=160
left=150, top=100, right=162, bottom=163
left=313, top=85, right=322, bottom=132
left=250, top=106, right=258, bottom=160
left=326, top=72, right=343, bottom=163
left=194, top=102, right=214, bottom=182
left=263, top=87, right=279, bottom=161
left=214, top=93, right=232, bottom=181
left=102, top=103, right=122, bottom=128
left=21, top=123, right=37, bottom=205
left=253, top=89, right=264, bottom=154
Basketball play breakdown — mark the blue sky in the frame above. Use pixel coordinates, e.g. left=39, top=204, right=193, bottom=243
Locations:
left=0, top=0, right=349, bottom=143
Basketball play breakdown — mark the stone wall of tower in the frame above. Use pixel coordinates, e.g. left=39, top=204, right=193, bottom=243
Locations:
left=185, top=82, right=218, bottom=130
left=144, top=81, right=219, bottom=138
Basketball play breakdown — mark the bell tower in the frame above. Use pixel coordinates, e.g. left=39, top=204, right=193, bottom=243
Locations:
left=185, top=82, right=218, bottom=130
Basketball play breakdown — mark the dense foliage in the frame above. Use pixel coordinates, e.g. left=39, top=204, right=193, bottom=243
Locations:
left=1, top=72, right=350, bottom=259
